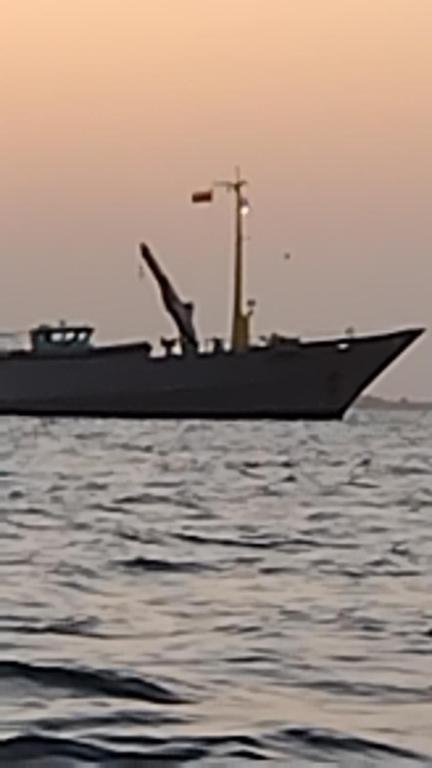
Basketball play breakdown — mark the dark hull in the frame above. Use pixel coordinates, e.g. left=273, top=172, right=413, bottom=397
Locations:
left=0, top=328, right=423, bottom=420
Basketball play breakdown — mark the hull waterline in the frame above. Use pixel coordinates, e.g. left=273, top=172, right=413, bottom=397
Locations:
left=0, top=328, right=423, bottom=421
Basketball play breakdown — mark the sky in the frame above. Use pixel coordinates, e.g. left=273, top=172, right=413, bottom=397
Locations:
left=0, top=0, right=431, bottom=398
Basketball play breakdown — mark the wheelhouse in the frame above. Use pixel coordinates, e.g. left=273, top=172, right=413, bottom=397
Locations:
left=30, top=322, right=94, bottom=355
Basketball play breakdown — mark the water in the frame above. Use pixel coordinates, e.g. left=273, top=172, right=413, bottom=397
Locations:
left=0, top=411, right=431, bottom=766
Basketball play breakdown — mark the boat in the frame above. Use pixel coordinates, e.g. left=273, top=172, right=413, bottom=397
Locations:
left=0, top=172, right=424, bottom=420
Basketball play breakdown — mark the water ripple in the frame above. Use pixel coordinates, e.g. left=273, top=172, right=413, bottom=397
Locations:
left=0, top=660, right=187, bottom=704
left=0, top=412, right=431, bottom=765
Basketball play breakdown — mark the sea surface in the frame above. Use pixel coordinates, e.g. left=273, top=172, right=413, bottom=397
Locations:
left=0, top=410, right=431, bottom=766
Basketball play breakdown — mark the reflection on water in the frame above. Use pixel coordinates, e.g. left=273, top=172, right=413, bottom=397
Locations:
left=0, top=411, right=431, bottom=765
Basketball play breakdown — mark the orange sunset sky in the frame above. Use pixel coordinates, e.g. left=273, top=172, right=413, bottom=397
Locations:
left=0, top=0, right=431, bottom=398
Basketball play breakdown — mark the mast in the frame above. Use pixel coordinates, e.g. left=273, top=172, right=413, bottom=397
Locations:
left=192, top=168, right=251, bottom=352
left=231, top=168, right=250, bottom=351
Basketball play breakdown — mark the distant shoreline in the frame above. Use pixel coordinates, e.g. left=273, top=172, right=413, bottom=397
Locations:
left=359, top=395, right=432, bottom=412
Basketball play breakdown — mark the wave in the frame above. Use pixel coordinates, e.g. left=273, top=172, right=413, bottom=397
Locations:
left=106, top=440, right=154, bottom=454
left=119, top=555, right=214, bottom=574
left=299, top=677, right=432, bottom=703
left=0, top=660, right=187, bottom=704
left=35, top=708, right=188, bottom=732
left=364, top=557, right=420, bottom=578
left=114, top=492, right=203, bottom=513
left=1, top=616, right=103, bottom=639
left=0, top=727, right=429, bottom=765
left=173, top=530, right=356, bottom=553
left=173, top=530, right=276, bottom=550
left=0, top=734, right=206, bottom=764
left=390, top=464, right=431, bottom=477
left=270, top=726, right=431, bottom=763
left=115, top=492, right=169, bottom=506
